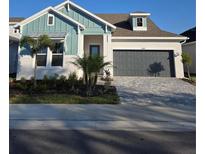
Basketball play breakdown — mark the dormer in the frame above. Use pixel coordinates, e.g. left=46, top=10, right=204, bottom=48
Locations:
left=130, top=12, right=150, bottom=31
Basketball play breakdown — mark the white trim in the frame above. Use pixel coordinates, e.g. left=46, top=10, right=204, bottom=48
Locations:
left=105, top=25, right=108, bottom=33
left=130, top=13, right=151, bottom=16
left=47, top=14, right=55, bottom=26
left=51, top=8, right=85, bottom=29
left=66, top=0, right=70, bottom=11
left=54, top=1, right=69, bottom=10
left=55, top=1, right=116, bottom=29
left=14, top=6, right=53, bottom=28
left=52, top=53, right=63, bottom=56
left=77, top=25, right=80, bottom=34
left=14, top=7, right=85, bottom=29
left=36, top=53, right=47, bottom=56
left=36, top=53, right=47, bottom=68
left=133, top=27, right=147, bottom=31
left=112, top=36, right=188, bottom=40
left=89, top=43, right=101, bottom=56
left=32, top=37, right=65, bottom=40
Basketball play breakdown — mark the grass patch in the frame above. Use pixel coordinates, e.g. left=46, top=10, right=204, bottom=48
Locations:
left=10, top=94, right=120, bottom=104
left=182, top=78, right=196, bottom=86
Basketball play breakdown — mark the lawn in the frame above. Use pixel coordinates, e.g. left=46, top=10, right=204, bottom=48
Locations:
left=9, top=77, right=120, bottom=104
left=10, top=93, right=119, bottom=104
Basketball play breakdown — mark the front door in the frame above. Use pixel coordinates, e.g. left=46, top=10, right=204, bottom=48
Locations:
left=89, top=45, right=103, bottom=75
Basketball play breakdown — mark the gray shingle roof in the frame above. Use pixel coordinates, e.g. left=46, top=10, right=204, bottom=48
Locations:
left=9, top=17, right=24, bottom=22
left=96, top=14, right=183, bottom=37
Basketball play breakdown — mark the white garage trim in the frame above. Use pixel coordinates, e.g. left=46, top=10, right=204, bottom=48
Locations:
left=111, top=41, right=184, bottom=78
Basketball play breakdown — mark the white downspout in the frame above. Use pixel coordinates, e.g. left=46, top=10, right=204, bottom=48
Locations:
left=180, top=37, right=189, bottom=45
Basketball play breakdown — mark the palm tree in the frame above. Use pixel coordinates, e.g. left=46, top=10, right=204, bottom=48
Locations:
left=20, top=35, right=53, bottom=87
left=88, top=56, right=111, bottom=88
left=72, top=55, right=111, bottom=96
left=182, top=52, right=192, bottom=79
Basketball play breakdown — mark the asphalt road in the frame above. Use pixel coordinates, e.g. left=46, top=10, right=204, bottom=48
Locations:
left=10, top=130, right=196, bottom=154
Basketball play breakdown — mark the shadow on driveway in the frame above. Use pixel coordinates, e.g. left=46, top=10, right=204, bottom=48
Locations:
left=10, top=130, right=196, bottom=154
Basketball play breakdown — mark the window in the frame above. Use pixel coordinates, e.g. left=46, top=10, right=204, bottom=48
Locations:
left=36, top=48, right=47, bottom=66
left=137, top=18, right=143, bottom=27
left=47, top=14, right=54, bottom=26
left=51, top=42, right=64, bottom=66
left=90, top=45, right=100, bottom=57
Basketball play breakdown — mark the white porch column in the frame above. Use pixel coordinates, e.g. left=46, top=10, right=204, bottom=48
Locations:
left=103, top=33, right=113, bottom=77
left=78, top=33, right=84, bottom=58
left=174, top=44, right=184, bottom=78
left=47, top=47, right=52, bottom=68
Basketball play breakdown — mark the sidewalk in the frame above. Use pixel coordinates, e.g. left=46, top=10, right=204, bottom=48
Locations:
left=10, top=104, right=195, bottom=131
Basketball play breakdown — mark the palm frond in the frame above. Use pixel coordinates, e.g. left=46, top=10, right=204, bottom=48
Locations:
left=20, top=36, right=36, bottom=48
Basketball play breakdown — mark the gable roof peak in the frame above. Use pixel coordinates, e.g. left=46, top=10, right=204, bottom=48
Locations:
left=54, top=0, right=116, bottom=29
left=14, top=6, right=85, bottom=29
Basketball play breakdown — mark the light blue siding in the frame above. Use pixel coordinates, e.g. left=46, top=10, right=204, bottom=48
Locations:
left=59, top=5, right=111, bottom=34
left=22, top=11, right=78, bottom=55
left=21, top=5, right=113, bottom=55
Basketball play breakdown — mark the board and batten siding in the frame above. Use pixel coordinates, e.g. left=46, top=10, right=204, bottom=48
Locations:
left=21, top=11, right=78, bottom=55
left=59, top=6, right=111, bottom=35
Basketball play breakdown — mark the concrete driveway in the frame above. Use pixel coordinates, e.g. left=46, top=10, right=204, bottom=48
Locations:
left=113, top=77, right=196, bottom=108
left=10, top=77, right=196, bottom=131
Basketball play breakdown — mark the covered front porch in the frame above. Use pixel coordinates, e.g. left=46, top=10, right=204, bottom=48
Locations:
left=79, top=34, right=113, bottom=77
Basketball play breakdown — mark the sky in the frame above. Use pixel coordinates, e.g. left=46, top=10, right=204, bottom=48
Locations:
left=9, top=0, right=196, bottom=34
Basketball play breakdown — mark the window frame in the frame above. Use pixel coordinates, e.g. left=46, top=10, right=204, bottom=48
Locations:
left=47, top=14, right=55, bottom=26
left=36, top=52, right=47, bottom=67
left=136, top=17, right=143, bottom=27
left=89, top=45, right=100, bottom=57
left=51, top=42, right=64, bottom=67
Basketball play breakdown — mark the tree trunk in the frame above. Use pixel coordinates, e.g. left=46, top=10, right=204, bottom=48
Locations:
left=186, top=64, right=191, bottom=80
left=84, top=72, right=88, bottom=87
left=34, top=54, right=37, bottom=88
left=85, top=74, right=92, bottom=96
left=93, top=73, right=98, bottom=89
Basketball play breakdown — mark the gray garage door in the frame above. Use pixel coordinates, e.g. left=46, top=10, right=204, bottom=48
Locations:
left=113, top=50, right=175, bottom=77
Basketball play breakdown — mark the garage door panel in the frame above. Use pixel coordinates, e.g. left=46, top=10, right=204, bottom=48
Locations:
left=113, top=50, right=175, bottom=77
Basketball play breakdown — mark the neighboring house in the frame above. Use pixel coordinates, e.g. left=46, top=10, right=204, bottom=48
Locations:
left=13, top=0, right=187, bottom=80
left=9, top=17, right=24, bottom=75
left=181, top=27, right=196, bottom=74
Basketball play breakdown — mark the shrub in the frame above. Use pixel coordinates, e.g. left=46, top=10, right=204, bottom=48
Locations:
left=59, top=75, right=67, bottom=81
left=41, top=75, right=49, bottom=89
left=33, top=84, right=47, bottom=93
left=77, top=77, right=84, bottom=85
left=48, top=74, right=59, bottom=88
left=68, top=72, right=78, bottom=81
left=15, top=77, right=27, bottom=90
left=20, top=77, right=27, bottom=83
left=43, top=75, right=49, bottom=81
left=182, top=52, right=192, bottom=79
left=56, top=75, right=67, bottom=91
left=30, top=76, right=35, bottom=85
left=49, top=73, right=59, bottom=80
left=102, top=69, right=113, bottom=86
left=67, top=72, right=78, bottom=92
